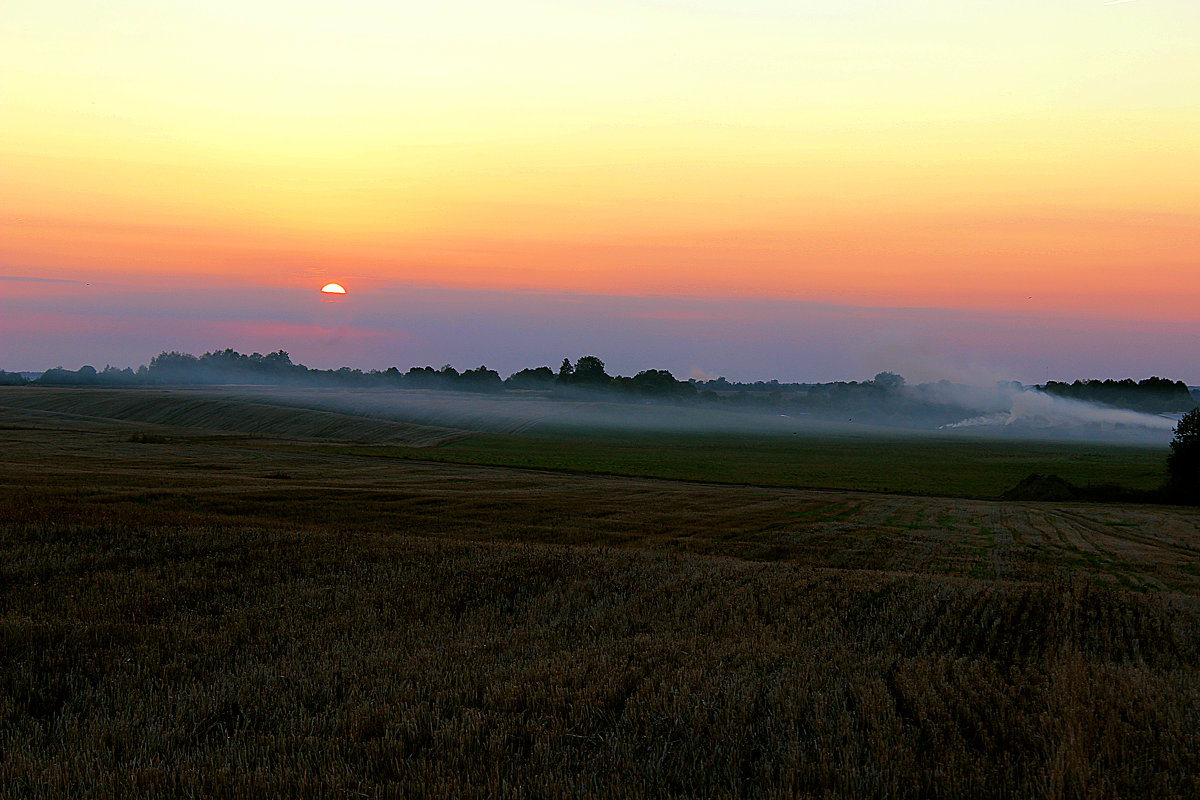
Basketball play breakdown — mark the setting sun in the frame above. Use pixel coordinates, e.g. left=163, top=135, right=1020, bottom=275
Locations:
left=320, top=283, right=346, bottom=295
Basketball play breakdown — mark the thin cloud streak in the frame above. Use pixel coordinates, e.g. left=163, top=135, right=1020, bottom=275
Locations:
left=0, top=275, right=84, bottom=284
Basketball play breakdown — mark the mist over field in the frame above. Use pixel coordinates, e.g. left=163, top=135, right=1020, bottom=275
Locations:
left=228, top=371, right=1186, bottom=446
left=167, top=381, right=1182, bottom=446
left=6, top=352, right=1187, bottom=445
left=942, top=388, right=1177, bottom=434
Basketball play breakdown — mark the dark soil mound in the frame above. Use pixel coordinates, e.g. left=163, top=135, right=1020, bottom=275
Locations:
left=1001, top=473, right=1081, bottom=501
left=1003, top=473, right=1161, bottom=504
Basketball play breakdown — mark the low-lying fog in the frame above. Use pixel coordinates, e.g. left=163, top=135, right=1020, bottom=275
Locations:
left=216, top=382, right=1180, bottom=446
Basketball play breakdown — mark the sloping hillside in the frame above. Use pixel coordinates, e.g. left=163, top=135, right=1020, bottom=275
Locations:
left=0, top=387, right=467, bottom=446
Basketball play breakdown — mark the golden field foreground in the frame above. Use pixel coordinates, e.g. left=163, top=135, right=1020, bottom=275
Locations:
left=1, top=387, right=1199, bottom=798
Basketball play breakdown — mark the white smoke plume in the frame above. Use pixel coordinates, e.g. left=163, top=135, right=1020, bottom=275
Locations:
left=942, top=388, right=1176, bottom=432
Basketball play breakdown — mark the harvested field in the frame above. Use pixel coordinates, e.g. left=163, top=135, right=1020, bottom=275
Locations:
left=2, top=388, right=1199, bottom=797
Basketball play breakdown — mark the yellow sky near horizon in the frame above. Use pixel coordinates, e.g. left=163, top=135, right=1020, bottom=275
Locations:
left=4, top=0, right=1198, bottom=318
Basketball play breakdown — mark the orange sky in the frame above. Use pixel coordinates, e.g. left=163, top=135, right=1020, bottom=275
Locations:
left=2, top=1, right=1198, bottom=376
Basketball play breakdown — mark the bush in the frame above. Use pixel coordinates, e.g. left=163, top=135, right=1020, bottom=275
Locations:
left=1167, top=409, right=1200, bottom=503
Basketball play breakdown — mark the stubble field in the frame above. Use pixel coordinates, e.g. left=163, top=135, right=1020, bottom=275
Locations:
left=1, top=387, right=1198, bottom=798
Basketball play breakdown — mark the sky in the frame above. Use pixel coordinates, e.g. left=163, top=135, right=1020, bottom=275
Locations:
left=3, top=0, right=1198, bottom=382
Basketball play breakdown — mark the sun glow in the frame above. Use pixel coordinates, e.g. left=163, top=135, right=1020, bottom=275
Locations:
left=4, top=1, right=1198, bottom=333
left=320, top=283, right=346, bottom=294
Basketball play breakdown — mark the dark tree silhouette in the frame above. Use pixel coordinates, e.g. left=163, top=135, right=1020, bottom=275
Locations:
left=36, top=365, right=101, bottom=385
left=871, top=372, right=906, bottom=392
left=1167, top=408, right=1200, bottom=503
left=506, top=366, right=556, bottom=389
left=570, top=356, right=610, bottom=386
left=1042, top=377, right=1195, bottom=414
left=622, top=369, right=696, bottom=399
left=458, top=365, right=503, bottom=393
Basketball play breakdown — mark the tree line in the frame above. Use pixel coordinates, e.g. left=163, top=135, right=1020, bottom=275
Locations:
left=6, top=349, right=1197, bottom=417
left=12, top=350, right=700, bottom=401
left=1040, top=378, right=1195, bottom=414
